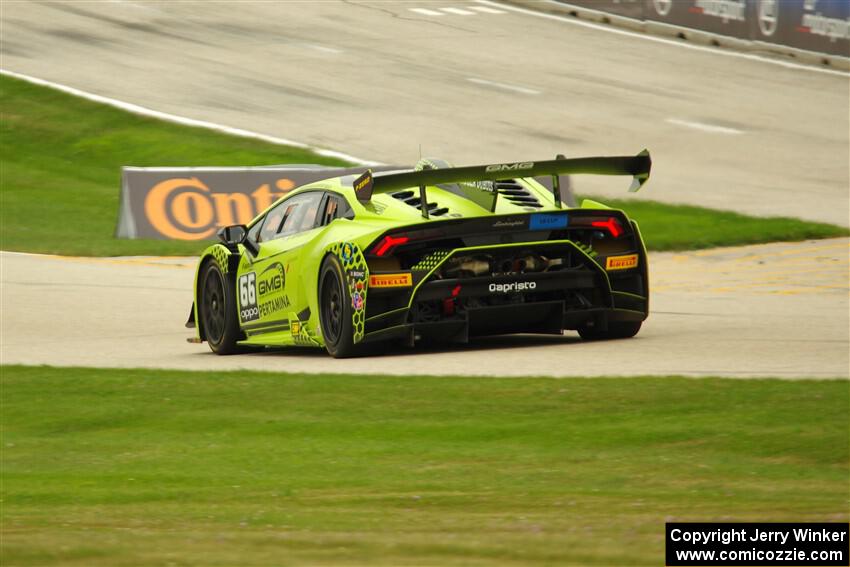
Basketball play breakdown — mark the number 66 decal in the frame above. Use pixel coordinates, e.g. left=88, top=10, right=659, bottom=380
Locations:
left=239, top=272, right=256, bottom=307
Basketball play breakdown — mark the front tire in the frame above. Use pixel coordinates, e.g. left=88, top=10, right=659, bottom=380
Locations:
left=199, top=260, right=242, bottom=354
left=578, top=320, right=642, bottom=341
left=319, top=255, right=361, bottom=358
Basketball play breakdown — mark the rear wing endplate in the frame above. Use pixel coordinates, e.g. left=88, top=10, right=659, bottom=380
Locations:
left=352, top=150, right=651, bottom=218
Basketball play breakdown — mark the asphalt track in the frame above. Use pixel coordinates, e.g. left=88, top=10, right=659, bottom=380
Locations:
left=1, top=0, right=848, bottom=225
left=2, top=240, right=848, bottom=378
left=0, top=1, right=848, bottom=378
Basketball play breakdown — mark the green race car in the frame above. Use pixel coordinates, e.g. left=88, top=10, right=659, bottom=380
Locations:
left=187, top=152, right=652, bottom=358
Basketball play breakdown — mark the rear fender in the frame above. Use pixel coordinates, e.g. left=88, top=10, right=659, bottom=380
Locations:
left=322, top=241, right=370, bottom=344
left=192, top=243, right=241, bottom=341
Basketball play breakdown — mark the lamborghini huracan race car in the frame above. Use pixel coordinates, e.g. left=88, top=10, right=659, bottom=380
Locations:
left=187, top=152, right=652, bottom=358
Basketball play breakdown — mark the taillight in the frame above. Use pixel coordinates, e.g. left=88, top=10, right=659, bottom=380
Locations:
left=373, top=234, right=410, bottom=256
left=568, top=215, right=627, bottom=238
left=590, top=217, right=624, bottom=238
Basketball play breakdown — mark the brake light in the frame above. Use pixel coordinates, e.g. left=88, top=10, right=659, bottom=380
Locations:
left=591, top=217, right=623, bottom=238
left=373, top=234, right=410, bottom=256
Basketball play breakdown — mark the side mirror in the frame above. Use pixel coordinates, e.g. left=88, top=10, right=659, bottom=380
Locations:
left=217, top=224, right=259, bottom=257
left=218, top=224, right=247, bottom=244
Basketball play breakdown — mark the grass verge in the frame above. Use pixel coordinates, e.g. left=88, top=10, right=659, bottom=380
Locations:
left=1, top=74, right=847, bottom=256
left=0, top=75, right=347, bottom=257
left=1, top=365, right=847, bottom=566
left=594, top=197, right=848, bottom=251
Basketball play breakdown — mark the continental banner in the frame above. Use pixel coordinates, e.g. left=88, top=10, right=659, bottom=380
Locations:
left=116, top=166, right=390, bottom=240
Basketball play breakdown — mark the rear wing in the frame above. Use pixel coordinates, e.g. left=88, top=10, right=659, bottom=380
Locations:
left=352, top=150, right=651, bottom=218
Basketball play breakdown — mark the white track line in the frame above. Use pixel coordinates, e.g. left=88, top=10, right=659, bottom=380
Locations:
left=666, top=118, right=744, bottom=135
left=470, top=5, right=507, bottom=14
left=0, top=68, right=380, bottom=165
left=477, top=0, right=850, bottom=78
left=409, top=7, right=444, bottom=16
left=303, top=43, right=344, bottom=54
left=441, top=7, right=476, bottom=16
left=466, top=77, right=541, bottom=95
left=107, top=0, right=159, bottom=11
left=0, top=251, right=55, bottom=257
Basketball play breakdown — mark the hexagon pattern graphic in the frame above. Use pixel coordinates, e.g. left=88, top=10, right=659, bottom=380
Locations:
left=325, top=242, right=369, bottom=344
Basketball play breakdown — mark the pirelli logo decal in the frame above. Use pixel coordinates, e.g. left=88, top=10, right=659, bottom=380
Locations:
left=369, top=273, right=413, bottom=288
left=606, top=254, right=639, bottom=271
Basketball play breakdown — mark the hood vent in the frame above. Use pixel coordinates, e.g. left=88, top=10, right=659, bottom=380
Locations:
left=495, top=180, right=543, bottom=209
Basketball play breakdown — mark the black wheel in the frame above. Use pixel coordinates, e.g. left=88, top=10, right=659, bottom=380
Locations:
left=319, top=255, right=361, bottom=358
left=200, top=260, right=242, bottom=354
left=578, top=320, right=642, bottom=341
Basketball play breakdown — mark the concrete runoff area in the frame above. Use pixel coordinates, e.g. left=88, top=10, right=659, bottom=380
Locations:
left=2, top=240, right=847, bottom=379
left=0, top=1, right=848, bottom=227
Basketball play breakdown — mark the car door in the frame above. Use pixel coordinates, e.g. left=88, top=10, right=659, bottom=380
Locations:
left=236, top=191, right=325, bottom=335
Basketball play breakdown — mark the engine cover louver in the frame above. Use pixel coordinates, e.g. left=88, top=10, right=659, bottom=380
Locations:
left=495, top=180, right=543, bottom=209
left=391, top=191, right=450, bottom=217
left=390, top=180, right=541, bottom=216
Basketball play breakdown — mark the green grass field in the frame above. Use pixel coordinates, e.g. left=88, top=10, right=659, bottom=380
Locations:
left=2, top=366, right=847, bottom=566
left=1, top=75, right=846, bottom=256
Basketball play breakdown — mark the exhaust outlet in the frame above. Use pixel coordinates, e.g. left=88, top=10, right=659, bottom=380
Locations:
left=443, top=255, right=492, bottom=278
left=515, top=255, right=548, bottom=273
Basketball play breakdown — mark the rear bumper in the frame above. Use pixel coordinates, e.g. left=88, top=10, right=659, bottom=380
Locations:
left=361, top=303, right=646, bottom=344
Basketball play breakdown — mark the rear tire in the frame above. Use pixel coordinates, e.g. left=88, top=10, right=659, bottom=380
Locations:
left=199, top=260, right=242, bottom=355
left=578, top=320, right=642, bottom=341
left=319, top=255, right=361, bottom=358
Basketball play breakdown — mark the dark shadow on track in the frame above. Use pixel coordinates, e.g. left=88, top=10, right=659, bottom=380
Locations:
left=189, top=332, right=589, bottom=360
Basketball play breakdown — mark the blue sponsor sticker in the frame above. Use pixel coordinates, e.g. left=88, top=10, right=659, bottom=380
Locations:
left=529, top=213, right=568, bottom=230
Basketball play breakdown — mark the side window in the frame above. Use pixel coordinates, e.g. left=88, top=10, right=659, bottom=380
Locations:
left=255, top=192, right=324, bottom=243
left=247, top=216, right=264, bottom=242
left=320, top=193, right=353, bottom=226
left=278, top=192, right=324, bottom=237
left=254, top=204, right=285, bottom=243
